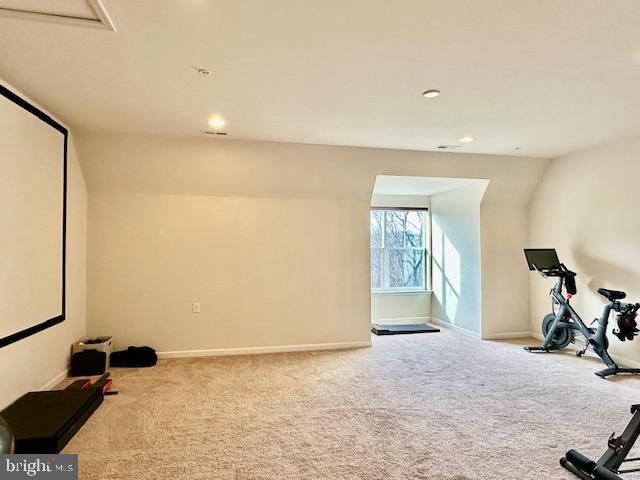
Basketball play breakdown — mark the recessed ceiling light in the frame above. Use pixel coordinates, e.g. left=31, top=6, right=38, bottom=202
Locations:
left=458, top=135, right=475, bottom=143
left=208, top=116, right=226, bottom=129
left=422, top=89, right=441, bottom=99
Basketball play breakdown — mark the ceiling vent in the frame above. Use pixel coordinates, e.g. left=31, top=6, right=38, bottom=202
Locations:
left=437, top=144, right=461, bottom=150
left=202, top=130, right=228, bottom=136
left=0, top=0, right=116, bottom=31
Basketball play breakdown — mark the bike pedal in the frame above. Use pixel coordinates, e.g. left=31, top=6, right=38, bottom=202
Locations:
left=576, top=341, right=590, bottom=357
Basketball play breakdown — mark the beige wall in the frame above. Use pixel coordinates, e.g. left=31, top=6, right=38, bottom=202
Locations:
left=0, top=81, right=87, bottom=409
left=480, top=202, right=532, bottom=338
left=529, top=135, right=640, bottom=364
left=431, top=183, right=487, bottom=336
left=88, top=194, right=370, bottom=352
left=370, top=195, right=429, bottom=209
left=370, top=292, right=431, bottom=323
left=77, top=131, right=549, bottom=353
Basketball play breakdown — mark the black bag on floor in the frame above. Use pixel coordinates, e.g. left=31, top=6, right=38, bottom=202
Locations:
left=110, top=346, right=157, bottom=368
left=71, top=350, right=107, bottom=376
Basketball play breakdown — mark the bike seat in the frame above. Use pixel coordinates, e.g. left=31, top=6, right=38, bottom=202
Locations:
left=598, top=288, right=626, bottom=301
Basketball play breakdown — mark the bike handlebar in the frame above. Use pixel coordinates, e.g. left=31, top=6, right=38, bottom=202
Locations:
left=534, top=263, right=576, bottom=278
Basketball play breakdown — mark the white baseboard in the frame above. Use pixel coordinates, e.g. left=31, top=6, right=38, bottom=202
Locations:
left=158, top=340, right=372, bottom=359
left=482, top=331, right=532, bottom=340
left=530, top=331, right=640, bottom=369
left=371, top=316, right=430, bottom=325
left=429, top=317, right=481, bottom=339
left=39, top=369, right=68, bottom=391
left=610, top=352, right=640, bottom=369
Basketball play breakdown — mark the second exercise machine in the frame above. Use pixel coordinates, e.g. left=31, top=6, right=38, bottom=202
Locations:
left=523, top=248, right=640, bottom=378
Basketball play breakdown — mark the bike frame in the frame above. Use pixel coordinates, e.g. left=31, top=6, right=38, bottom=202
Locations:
left=542, top=276, right=617, bottom=369
left=562, top=404, right=640, bottom=479
left=524, top=253, right=640, bottom=378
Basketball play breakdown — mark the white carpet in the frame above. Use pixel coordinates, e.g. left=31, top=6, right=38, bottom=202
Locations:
left=65, top=329, right=640, bottom=479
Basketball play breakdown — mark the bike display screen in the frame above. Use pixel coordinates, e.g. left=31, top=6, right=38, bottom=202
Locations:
left=524, top=249, right=561, bottom=271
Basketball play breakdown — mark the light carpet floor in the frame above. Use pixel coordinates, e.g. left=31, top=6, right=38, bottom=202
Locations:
left=65, top=329, right=640, bottom=479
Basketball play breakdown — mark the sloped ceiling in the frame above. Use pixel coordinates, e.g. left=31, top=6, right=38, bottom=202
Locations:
left=1, top=1, right=640, bottom=157
left=0, top=0, right=114, bottom=29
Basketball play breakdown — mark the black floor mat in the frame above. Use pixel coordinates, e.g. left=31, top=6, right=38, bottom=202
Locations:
left=371, top=323, right=440, bottom=335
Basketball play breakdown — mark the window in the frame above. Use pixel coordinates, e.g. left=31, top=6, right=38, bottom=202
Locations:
left=370, top=209, right=429, bottom=291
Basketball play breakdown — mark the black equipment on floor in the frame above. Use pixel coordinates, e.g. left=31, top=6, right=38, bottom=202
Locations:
left=523, top=248, right=640, bottom=378
left=66, top=373, right=116, bottom=395
left=91, top=373, right=115, bottom=395
left=110, top=346, right=157, bottom=367
left=66, top=379, right=93, bottom=390
left=71, top=349, right=107, bottom=376
left=561, top=404, right=640, bottom=480
left=371, top=323, right=440, bottom=335
left=0, top=415, right=14, bottom=454
left=0, top=388, right=103, bottom=453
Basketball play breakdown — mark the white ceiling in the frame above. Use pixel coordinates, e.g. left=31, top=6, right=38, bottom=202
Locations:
left=1, top=0, right=640, bottom=158
left=373, top=175, right=488, bottom=196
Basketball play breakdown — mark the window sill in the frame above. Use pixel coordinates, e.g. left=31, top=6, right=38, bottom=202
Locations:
left=371, top=290, right=432, bottom=296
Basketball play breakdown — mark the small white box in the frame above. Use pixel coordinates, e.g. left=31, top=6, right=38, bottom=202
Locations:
left=72, top=336, right=113, bottom=369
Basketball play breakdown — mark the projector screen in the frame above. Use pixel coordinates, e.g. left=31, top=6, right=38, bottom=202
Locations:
left=0, top=84, right=67, bottom=348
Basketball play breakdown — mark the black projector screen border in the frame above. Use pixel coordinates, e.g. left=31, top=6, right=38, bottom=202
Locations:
left=0, top=84, right=68, bottom=349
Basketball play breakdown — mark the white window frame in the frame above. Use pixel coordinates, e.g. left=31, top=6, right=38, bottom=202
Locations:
left=370, top=208, right=430, bottom=293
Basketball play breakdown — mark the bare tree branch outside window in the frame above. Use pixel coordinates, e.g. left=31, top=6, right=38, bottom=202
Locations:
left=370, top=209, right=427, bottom=290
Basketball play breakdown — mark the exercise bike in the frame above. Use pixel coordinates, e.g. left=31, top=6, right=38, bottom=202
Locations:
left=523, top=249, right=640, bottom=378
left=562, top=404, right=640, bottom=480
